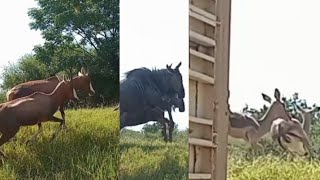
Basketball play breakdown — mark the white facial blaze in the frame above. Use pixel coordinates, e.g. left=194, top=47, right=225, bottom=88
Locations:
left=78, top=71, right=84, bottom=76
left=90, top=82, right=95, bottom=93
left=73, top=88, right=79, bottom=100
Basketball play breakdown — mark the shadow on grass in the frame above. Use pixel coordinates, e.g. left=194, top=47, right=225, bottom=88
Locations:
left=1, top=126, right=120, bottom=180
left=120, top=152, right=187, bottom=180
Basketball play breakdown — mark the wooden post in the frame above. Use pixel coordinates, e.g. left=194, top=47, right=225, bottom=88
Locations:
left=189, top=0, right=231, bottom=179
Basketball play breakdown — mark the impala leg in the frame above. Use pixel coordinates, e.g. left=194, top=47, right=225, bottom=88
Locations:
left=245, top=129, right=262, bottom=154
left=48, top=116, right=64, bottom=142
left=26, top=123, right=43, bottom=145
left=0, top=127, right=20, bottom=158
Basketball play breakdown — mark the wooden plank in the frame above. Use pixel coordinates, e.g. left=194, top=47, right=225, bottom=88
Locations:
left=212, top=0, right=232, bottom=179
left=190, top=4, right=217, bottom=21
left=189, top=137, right=216, bottom=148
left=190, top=116, right=213, bottom=126
left=189, top=69, right=215, bottom=85
left=190, top=11, right=218, bottom=27
left=189, top=173, right=212, bottom=179
left=190, top=30, right=216, bottom=47
left=190, top=48, right=215, bottom=64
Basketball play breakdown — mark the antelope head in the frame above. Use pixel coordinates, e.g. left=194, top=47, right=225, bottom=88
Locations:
left=271, top=118, right=311, bottom=156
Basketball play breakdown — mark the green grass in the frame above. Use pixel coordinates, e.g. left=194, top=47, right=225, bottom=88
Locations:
left=0, top=108, right=119, bottom=180
left=228, top=139, right=320, bottom=180
left=119, top=130, right=188, bottom=180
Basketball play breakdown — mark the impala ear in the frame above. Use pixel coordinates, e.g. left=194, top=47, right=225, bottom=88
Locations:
left=262, top=93, right=272, bottom=103
left=274, top=88, right=281, bottom=101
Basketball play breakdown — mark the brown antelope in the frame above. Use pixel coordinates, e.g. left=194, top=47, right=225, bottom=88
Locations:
left=0, top=77, right=78, bottom=157
left=270, top=118, right=311, bottom=156
left=293, top=103, right=320, bottom=137
left=228, top=88, right=292, bottom=149
left=6, top=67, right=94, bottom=142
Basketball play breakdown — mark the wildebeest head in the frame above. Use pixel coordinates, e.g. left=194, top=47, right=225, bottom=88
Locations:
left=166, top=62, right=185, bottom=99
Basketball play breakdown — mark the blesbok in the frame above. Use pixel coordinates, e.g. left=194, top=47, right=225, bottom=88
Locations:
left=292, top=103, right=320, bottom=137
left=6, top=67, right=94, bottom=141
left=0, top=77, right=78, bottom=157
left=228, top=88, right=292, bottom=149
left=270, top=118, right=311, bottom=156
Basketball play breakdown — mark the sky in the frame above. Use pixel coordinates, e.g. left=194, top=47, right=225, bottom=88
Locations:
left=229, top=0, right=320, bottom=112
left=3, top=0, right=320, bottom=130
left=0, top=0, right=44, bottom=75
left=120, top=0, right=189, bottom=131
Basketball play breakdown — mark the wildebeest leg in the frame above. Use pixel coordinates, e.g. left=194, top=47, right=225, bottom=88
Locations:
left=26, top=123, right=43, bottom=145
left=168, top=110, right=174, bottom=142
left=59, top=106, right=67, bottom=129
left=0, top=127, right=20, bottom=158
left=48, top=116, right=64, bottom=142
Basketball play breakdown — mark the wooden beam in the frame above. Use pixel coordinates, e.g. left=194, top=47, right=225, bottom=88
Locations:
left=190, top=4, right=217, bottom=21
left=190, top=48, right=215, bottom=64
left=189, top=69, right=215, bottom=85
left=190, top=116, right=213, bottom=126
left=189, top=137, right=216, bottom=148
left=190, top=30, right=216, bottom=47
left=190, top=11, right=218, bottom=27
left=189, top=173, right=212, bottom=179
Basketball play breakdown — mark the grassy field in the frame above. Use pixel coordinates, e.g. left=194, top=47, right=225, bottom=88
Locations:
left=228, top=138, right=320, bottom=180
left=119, top=129, right=188, bottom=180
left=0, top=108, right=119, bottom=180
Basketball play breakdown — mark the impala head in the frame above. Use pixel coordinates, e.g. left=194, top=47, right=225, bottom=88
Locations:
left=294, top=103, right=320, bottom=116
left=272, top=118, right=311, bottom=156
left=262, top=88, right=291, bottom=122
left=59, top=75, right=79, bottom=101
left=76, top=67, right=95, bottom=96
left=166, top=62, right=185, bottom=99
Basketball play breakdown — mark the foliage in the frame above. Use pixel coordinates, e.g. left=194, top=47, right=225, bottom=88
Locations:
left=1, top=54, right=49, bottom=91
left=0, top=0, right=120, bottom=106
left=0, top=108, right=119, bottom=180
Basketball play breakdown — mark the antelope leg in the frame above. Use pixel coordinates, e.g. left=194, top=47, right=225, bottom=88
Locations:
left=48, top=116, right=65, bottom=142
left=26, top=123, right=43, bottom=145
left=59, top=106, right=67, bottom=129
left=0, top=127, right=20, bottom=158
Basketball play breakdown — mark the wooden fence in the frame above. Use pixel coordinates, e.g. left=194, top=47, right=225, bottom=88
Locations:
left=189, top=0, right=232, bottom=179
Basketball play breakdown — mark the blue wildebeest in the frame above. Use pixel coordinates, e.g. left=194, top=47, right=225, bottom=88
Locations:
left=120, top=62, right=185, bottom=142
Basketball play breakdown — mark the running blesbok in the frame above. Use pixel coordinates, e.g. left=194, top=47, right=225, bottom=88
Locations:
left=6, top=67, right=95, bottom=141
left=228, top=88, right=292, bottom=149
left=0, top=77, right=78, bottom=157
left=292, top=103, right=320, bottom=137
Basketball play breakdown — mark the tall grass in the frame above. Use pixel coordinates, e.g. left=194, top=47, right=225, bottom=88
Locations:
left=229, top=137, right=320, bottom=180
left=0, top=108, right=119, bottom=180
left=119, top=129, right=188, bottom=180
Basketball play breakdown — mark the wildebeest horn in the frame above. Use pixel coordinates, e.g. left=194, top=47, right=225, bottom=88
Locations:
left=166, top=64, right=172, bottom=69
left=175, top=62, right=182, bottom=70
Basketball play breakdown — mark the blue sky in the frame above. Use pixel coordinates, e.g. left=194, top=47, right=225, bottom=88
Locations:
left=2, top=0, right=320, bottom=131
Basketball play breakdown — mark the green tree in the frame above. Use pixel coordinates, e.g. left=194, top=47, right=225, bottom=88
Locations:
left=27, top=0, right=119, bottom=105
left=1, top=54, right=49, bottom=91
